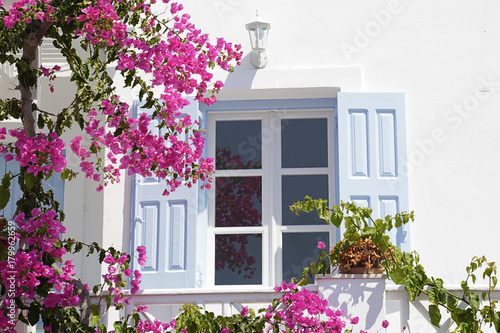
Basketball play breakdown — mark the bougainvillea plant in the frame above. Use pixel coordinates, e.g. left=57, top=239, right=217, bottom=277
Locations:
left=0, top=0, right=242, bottom=331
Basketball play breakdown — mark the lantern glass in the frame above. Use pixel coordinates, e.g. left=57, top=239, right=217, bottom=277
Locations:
left=246, top=21, right=270, bottom=51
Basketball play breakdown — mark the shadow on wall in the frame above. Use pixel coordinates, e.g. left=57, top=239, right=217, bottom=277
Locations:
left=222, top=53, right=258, bottom=90
left=317, top=276, right=385, bottom=331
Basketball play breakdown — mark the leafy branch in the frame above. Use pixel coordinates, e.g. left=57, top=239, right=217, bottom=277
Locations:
left=290, top=197, right=500, bottom=333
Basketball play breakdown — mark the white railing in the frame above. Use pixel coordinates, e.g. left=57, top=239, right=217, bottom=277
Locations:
left=19, top=284, right=500, bottom=332
left=121, top=286, right=500, bottom=333
left=0, top=60, right=17, bottom=86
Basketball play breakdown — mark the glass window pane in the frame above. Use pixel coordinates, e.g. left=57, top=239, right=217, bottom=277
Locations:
left=216, top=177, right=262, bottom=227
left=216, top=120, right=262, bottom=170
left=215, top=234, right=262, bottom=285
left=281, top=118, right=328, bottom=168
left=282, top=232, right=329, bottom=283
left=282, top=175, right=328, bottom=225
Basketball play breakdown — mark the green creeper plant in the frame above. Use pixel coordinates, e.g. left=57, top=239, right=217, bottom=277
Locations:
left=290, top=196, right=500, bottom=333
left=175, top=304, right=267, bottom=333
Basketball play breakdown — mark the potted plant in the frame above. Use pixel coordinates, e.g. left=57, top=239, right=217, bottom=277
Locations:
left=335, top=236, right=389, bottom=274
left=289, top=197, right=413, bottom=280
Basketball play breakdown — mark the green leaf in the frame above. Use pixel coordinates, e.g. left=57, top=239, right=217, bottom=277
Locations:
left=428, top=304, right=441, bottom=327
left=484, top=267, right=493, bottom=278
left=187, top=321, right=198, bottom=333
left=60, top=168, right=75, bottom=181
left=74, top=241, right=83, bottom=253
left=330, top=209, right=343, bottom=228
left=28, top=303, right=40, bottom=326
left=428, top=287, right=439, bottom=305
left=0, top=185, right=10, bottom=210
left=18, top=312, right=28, bottom=324
left=469, top=292, right=480, bottom=312
left=493, top=312, right=500, bottom=332
left=105, top=294, right=112, bottom=310
left=113, top=321, right=125, bottom=333
left=297, top=277, right=310, bottom=286
left=24, top=172, right=37, bottom=190
left=99, top=250, right=106, bottom=263
left=389, top=269, right=406, bottom=285
left=311, top=263, right=319, bottom=275
left=447, top=294, right=457, bottom=309
left=91, top=313, right=101, bottom=327
left=461, top=280, right=469, bottom=294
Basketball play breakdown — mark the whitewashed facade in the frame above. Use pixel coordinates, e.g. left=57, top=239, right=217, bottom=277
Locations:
left=3, top=0, right=500, bottom=332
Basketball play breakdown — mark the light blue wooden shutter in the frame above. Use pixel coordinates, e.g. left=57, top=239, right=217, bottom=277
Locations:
left=0, top=156, right=64, bottom=220
left=130, top=99, right=199, bottom=289
left=337, top=92, right=410, bottom=251
left=0, top=157, right=22, bottom=220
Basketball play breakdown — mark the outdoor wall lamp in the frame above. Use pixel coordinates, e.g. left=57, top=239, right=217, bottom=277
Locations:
left=245, top=16, right=270, bottom=69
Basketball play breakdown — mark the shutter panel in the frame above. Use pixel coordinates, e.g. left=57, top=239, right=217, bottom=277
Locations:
left=0, top=157, right=21, bottom=220
left=0, top=156, right=64, bottom=220
left=337, top=92, right=410, bottom=251
left=130, top=98, right=199, bottom=289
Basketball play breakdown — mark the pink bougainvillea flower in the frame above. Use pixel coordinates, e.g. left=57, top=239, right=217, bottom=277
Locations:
left=240, top=306, right=249, bottom=316
left=317, top=241, right=326, bottom=249
left=137, top=305, right=148, bottom=313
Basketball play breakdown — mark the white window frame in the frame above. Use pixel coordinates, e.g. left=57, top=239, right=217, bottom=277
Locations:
left=206, top=108, right=337, bottom=288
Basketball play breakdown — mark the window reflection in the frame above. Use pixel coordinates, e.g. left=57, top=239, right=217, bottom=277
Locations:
left=281, top=118, right=328, bottom=168
left=282, top=232, right=329, bottom=283
left=282, top=175, right=328, bottom=226
left=216, top=176, right=262, bottom=227
left=216, top=120, right=262, bottom=170
left=215, top=234, right=262, bottom=285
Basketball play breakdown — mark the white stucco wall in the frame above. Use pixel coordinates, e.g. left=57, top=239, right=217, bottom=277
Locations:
left=2, top=0, right=499, bottom=290
left=177, top=0, right=500, bottom=285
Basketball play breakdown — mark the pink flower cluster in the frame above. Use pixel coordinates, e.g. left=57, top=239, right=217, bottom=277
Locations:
left=2, top=0, right=242, bottom=195
left=65, top=0, right=240, bottom=194
left=137, top=245, right=148, bottom=265
left=136, top=319, right=176, bottom=333
left=266, top=281, right=347, bottom=333
left=75, top=0, right=127, bottom=47
left=2, top=0, right=54, bottom=29
left=0, top=209, right=80, bottom=330
left=38, top=65, right=61, bottom=92
left=0, top=0, right=242, bottom=330
left=0, top=207, right=148, bottom=331
left=112, top=3, right=242, bottom=104
left=101, top=247, right=145, bottom=306
left=0, top=129, right=67, bottom=176
left=70, top=96, right=215, bottom=193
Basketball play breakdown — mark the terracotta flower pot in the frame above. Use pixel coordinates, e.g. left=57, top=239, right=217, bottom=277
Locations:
left=341, top=266, right=385, bottom=274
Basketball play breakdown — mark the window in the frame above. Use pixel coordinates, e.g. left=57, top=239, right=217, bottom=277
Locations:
left=207, top=110, right=336, bottom=286
left=131, top=92, right=410, bottom=290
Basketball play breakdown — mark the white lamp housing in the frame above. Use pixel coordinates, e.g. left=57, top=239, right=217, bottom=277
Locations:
left=245, top=18, right=270, bottom=69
